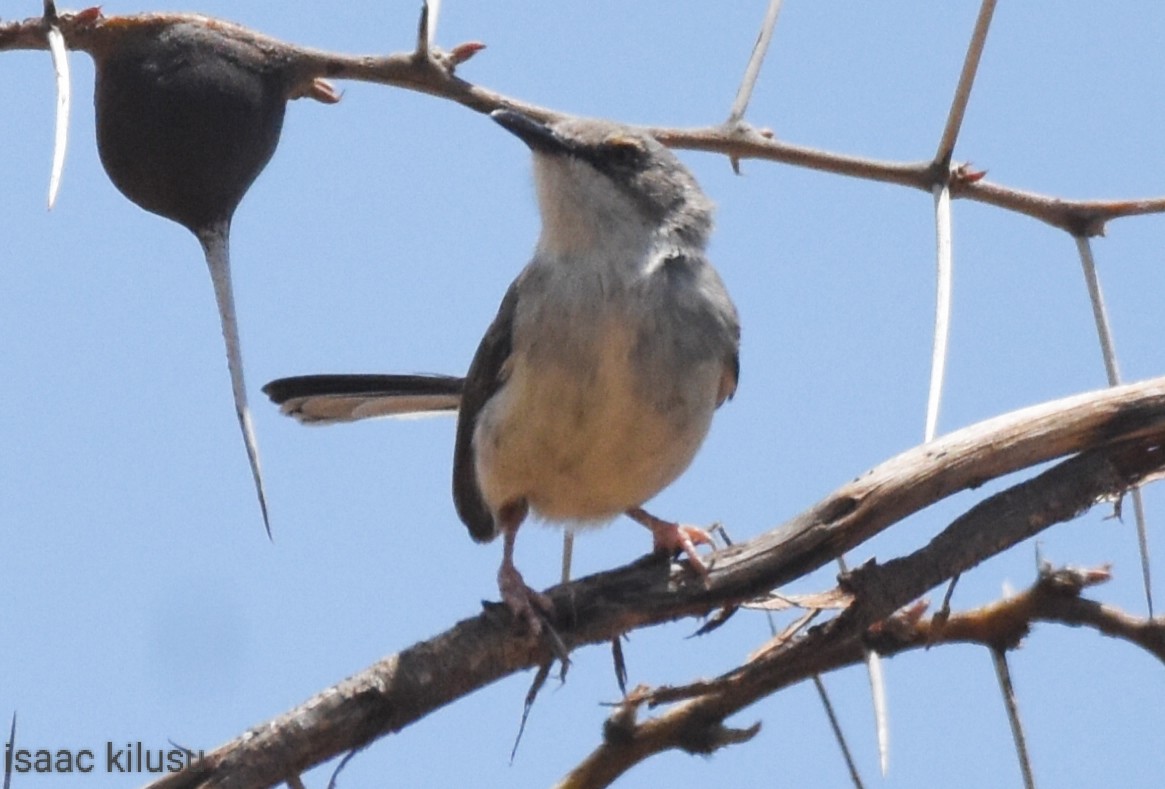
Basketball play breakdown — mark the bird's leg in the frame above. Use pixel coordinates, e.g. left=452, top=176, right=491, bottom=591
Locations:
left=625, top=507, right=714, bottom=575
left=496, top=502, right=554, bottom=635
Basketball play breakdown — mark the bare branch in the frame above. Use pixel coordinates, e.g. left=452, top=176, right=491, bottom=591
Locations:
left=563, top=563, right=1163, bottom=788
left=2, top=11, right=1163, bottom=235
left=137, top=377, right=1165, bottom=789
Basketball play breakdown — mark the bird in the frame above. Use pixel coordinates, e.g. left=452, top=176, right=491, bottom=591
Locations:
left=90, top=18, right=316, bottom=537
left=264, top=109, right=741, bottom=633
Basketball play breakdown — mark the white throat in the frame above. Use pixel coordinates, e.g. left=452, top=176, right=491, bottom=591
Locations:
left=532, top=156, right=654, bottom=266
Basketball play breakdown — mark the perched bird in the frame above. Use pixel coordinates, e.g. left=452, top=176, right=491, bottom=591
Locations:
left=91, top=19, right=308, bottom=536
left=264, top=110, right=740, bottom=632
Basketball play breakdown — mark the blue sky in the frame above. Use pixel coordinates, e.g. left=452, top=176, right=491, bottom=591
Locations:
left=2, top=2, right=1164, bottom=787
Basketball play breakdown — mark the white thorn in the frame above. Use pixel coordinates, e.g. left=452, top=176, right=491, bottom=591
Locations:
left=198, top=223, right=272, bottom=538
left=925, top=182, right=954, bottom=442
left=46, top=22, right=71, bottom=210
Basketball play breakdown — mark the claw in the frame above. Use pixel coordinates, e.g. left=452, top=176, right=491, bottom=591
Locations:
left=626, top=507, right=714, bottom=575
left=498, top=560, right=553, bottom=635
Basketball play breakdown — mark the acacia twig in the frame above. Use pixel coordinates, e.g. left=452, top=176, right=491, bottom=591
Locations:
left=2, top=11, right=1164, bottom=236
left=558, top=563, right=1161, bottom=788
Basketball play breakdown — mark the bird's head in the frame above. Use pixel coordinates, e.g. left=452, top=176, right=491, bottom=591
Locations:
left=491, top=109, right=713, bottom=257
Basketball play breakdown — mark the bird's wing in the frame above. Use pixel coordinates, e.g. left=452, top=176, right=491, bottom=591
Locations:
left=453, top=278, right=524, bottom=543
left=262, top=374, right=463, bottom=425
left=655, top=249, right=741, bottom=408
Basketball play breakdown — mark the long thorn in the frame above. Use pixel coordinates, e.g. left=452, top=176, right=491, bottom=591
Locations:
left=426, top=0, right=442, bottom=48
left=763, top=596, right=863, bottom=787
left=991, top=648, right=1036, bottom=789
left=198, top=222, right=271, bottom=538
left=867, top=649, right=889, bottom=776
left=1075, top=236, right=1121, bottom=384
left=838, top=554, right=890, bottom=774
left=45, top=5, right=70, bottom=209
left=560, top=529, right=575, bottom=584
left=812, top=676, right=866, bottom=789
left=727, top=0, right=784, bottom=125
left=926, top=183, right=954, bottom=442
left=415, top=1, right=440, bottom=58
left=934, top=0, right=998, bottom=165
left=1076, top=235, right=1152, bottom=616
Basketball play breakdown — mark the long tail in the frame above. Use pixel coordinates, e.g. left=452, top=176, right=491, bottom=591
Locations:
left=263, top=370, right=579, bottom=579
left=262, top=374, right=464, bottom=425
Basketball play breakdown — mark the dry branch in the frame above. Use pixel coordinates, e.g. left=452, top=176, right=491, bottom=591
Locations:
left=3, top=10, right=1165, bottom=237
left=558, top=442, right=1165, bottom=788
left=130, top=376, right=1165, bottom=789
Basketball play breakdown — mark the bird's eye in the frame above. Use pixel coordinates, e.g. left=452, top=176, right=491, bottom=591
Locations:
left=604, top=136, right=646, bottom=166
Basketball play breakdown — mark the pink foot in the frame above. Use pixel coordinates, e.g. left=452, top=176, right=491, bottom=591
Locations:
left=498, top=560, right=554, bottom=635
left=626, top=508, right=714, bottom=574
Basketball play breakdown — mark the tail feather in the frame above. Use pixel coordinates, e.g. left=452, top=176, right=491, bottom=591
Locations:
left=262, top=374, right=464, bottom=425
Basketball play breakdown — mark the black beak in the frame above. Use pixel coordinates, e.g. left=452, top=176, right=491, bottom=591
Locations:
left=491, top=109, right=569, bottom=155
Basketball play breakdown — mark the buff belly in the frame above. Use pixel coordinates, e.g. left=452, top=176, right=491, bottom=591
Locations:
left=472, top=332, right=721, bottom=525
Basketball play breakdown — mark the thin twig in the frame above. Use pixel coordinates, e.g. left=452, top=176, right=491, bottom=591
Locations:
left=990, top=648, right=1036, bottom=789
left=563, top=564, right=1162, bottom=788
left=934, top=0, right=998, bottom=165
left=3, top=12, right=1164, bottom=235
left=1076, top=235, right=1153, bottom=617
left=933, top=572, right=961, bottom=634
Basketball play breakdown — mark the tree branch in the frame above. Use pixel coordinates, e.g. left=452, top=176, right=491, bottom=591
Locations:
left=2, top=10, right=1164, bottom=236
left=559, top=495, right=1164, bottom=788
left=134, top=376, right=1165, bottom=788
